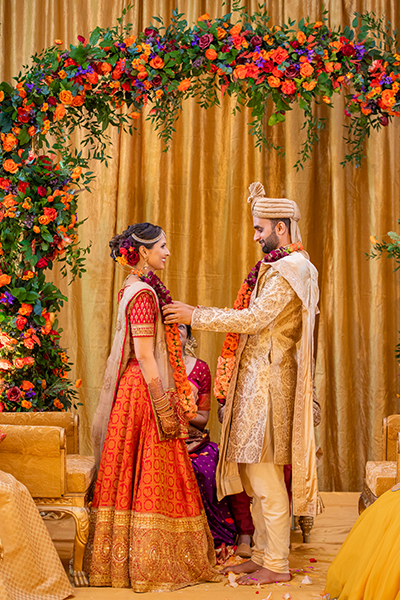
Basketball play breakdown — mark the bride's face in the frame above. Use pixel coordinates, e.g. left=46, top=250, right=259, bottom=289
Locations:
left=146, top=235, right=170, bottom=270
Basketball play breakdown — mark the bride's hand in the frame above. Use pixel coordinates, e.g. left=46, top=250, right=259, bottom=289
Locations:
left=159, top=413, right=179, bottom=437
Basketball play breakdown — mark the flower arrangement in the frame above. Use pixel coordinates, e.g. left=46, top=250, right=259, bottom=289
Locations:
left=1, top=5, right=399, bottom=412
left=214, top=242, right=303, bottom=403
left=139, top=270, right=197, bottom=419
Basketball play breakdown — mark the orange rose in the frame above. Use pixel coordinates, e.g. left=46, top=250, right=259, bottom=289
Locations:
left=281, top=79, right=296, bottom=95
left=177, top=78, right=191, bottom=92
left=325, top=62, right=334, bottom=72
left=217, top=27, right=226, bottom=40
left=14, top=357, right=25, bottom=369
left=197, top=13, right=210, bottom=21
left=124, top=35, right=136, bottom=47
left=381, top=89, right=396, bottom=109
left=271, top=47, right=289, bottom=64
left=54, top=104, right=66, bottom=120
left=149, top=56, right=164, bottom=69
left=230, top=23, right=242, bottom=36
left=296, top=31, right=306, bottom=44
left=0, top=91, right=4, bottom=102
left=234, top=65, right=248, bottom=80
left=0, top=274, right=11, bottom=286
left=75, top=379, right=82, bottom=388
left=54, top=39, right=63, bottom=45
left=71, top=166, right=82, bottom=179
left=2, top=195, right=17, bottom=209
left=313, top=21, right=323, bottom=28
left=19, top=303, right=33, bottom=316
left=28, top=126, right=36, bottom=136
left=21, top=399, right=32, bottom=409
left=38, top=215, right=51, bottom=225
left=3, top=159, right=19, bottom=174
left=128, top=111, right=141, bottom=119
left=205, top=48, right=217, bottom=60
left=23, top=356, right=35, bottom=366
left=2, top=133, right=18, bottom=152
left=100, top=62, right=112, bottom=74
left=300, top=62, right=314, bottom=77
left=23, top=338, right=35, bottom=349
left=268, top=75, right=281, bottom=88
left=59, top=90, right=73, bottom=105
left=72, top=94, right=85, bottom=107
left=302, top=80, right=317, bottom=91
left=33, top=226, right=40, bottom=233
left=322, top=95, right=331, bottom=104
left=21, top=380, right=34, bottom=390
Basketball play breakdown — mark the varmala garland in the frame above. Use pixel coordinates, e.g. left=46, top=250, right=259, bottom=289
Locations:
left=214, top=242, right=303, bottom=403
left=115, top=245, right=197, bottom=420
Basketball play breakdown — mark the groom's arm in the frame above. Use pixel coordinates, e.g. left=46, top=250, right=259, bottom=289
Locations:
left=163, top=270, right=296, bottom=335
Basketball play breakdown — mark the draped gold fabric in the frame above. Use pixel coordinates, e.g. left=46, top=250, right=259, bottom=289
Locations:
left=1, top=0, right=400, bottom=492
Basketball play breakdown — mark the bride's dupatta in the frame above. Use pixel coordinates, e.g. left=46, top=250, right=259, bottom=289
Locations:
left=91, top=280, right=187, bottom=469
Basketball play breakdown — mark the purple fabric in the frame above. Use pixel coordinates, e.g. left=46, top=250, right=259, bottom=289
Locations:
left=190, top=441, right=237, bottom=546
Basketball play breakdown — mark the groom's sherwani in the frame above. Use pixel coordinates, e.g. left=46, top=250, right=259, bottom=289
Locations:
left=191, top=251, right=320, bottom=518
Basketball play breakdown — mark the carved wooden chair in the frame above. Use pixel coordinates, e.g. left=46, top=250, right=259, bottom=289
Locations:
left=359, top=415, right=400, bottom=513
left=0, top=412, right=95, bottom=586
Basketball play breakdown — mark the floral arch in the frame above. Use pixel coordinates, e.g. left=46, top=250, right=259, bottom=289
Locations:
left=0, top=6, right=398, bottom=411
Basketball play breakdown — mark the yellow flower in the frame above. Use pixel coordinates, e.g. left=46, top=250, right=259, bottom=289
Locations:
left=58, top=70, right=67, bottom=79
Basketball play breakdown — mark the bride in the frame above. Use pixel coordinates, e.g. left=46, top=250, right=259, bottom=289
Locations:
left=84, top=222, right=221, bottom=592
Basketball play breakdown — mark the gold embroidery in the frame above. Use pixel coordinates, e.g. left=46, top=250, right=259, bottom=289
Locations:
left=130, top=323, right=155, bottom=337
left=85, top=507, right=221, bottom=591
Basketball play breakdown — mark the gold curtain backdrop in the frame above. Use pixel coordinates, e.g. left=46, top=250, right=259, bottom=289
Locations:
left=1, top=0, right=400, bottom=491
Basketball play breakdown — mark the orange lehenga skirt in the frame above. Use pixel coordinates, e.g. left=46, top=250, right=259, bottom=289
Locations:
left=84, top=358, right=220, bottom=592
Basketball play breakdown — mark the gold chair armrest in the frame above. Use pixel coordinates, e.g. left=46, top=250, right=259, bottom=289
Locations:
left=0, top=424, right=66, bottom=497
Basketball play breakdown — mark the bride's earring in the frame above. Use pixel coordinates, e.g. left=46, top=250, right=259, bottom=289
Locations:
left=143, top=257, right=149, bottom=273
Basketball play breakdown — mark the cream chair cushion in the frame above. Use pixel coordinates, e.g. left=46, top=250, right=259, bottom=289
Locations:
left=365, top=460, right=397, bottom=497
left=66, top=455, right=96, bottom=493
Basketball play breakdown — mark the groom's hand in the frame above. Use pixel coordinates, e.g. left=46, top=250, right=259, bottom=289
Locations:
left=162, top=301, right=194, bottom=325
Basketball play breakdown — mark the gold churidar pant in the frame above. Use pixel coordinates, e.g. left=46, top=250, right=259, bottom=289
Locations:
left=1, top=0, right=400, bottom=491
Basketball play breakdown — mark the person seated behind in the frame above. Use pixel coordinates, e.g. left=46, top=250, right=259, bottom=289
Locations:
left=179, top=324, right=254, bottom=553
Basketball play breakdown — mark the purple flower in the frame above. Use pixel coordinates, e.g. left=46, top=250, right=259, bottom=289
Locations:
left=199, top=34, right=214, bottom=49
left=0, top=292, right=15, bottom=305
left=193, top=57, right=205, bottom=69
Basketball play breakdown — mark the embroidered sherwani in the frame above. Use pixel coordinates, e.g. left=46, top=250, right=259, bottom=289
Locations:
left=192, top=251, right=320, bottom=518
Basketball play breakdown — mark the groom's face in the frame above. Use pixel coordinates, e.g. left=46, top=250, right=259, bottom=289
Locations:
left=253, top=217, right=279, bottom=254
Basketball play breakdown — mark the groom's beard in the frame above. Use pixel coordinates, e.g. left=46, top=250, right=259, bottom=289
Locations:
left=260, top=230, right=280, bottom=254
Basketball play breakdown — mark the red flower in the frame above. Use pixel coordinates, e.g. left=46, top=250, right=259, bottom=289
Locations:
left=48, top=96, right=57, bottom=106
left=43, top=207, right=57, bottom=221
left=36, top=257, right=49, bottom=269
left=342, top=44, right=355, bottom=57
left=144, top=28, right=158, bottom=38
left=16, top=316, right=27, bottom=331
left=17, top=107, right=30, bottom=123
left=0, top=178, right=10, bottom=190
left=18, top=181, right=29, bottom=193
left=199, top=34, right=214, bottom=49
left=7, top=386, right=21, bottom=402
left=37, top=186, right=47, bottom=197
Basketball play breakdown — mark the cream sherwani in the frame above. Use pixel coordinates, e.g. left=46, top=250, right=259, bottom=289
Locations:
left=192, top=252, right=320, bottom=570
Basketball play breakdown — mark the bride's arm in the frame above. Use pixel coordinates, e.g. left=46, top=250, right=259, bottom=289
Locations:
left=134, top=336, right=178, bottom=436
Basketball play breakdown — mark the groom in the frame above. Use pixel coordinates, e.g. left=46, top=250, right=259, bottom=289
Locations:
left=163, top=183, right=320, bottom=585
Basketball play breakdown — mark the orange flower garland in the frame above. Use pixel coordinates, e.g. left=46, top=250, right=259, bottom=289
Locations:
left=132, top=268, right=197, bottom=420
left=214, top=242, right=303, bottom=403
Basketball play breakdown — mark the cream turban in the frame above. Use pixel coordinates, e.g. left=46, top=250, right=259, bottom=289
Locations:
left=247, top=182, right=303, bottom=245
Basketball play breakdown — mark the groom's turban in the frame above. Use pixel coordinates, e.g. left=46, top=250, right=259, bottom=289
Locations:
left=247, top=182, right=303, bottom=245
